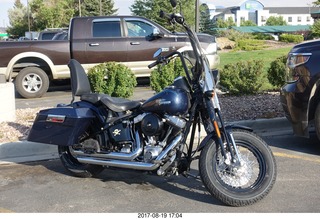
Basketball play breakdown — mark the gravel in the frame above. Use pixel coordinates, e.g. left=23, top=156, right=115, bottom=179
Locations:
left=0, top=92, right=285, bottom=144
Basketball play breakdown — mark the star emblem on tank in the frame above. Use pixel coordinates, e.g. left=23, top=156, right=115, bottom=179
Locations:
left=113, top=129, right=121, bottom=136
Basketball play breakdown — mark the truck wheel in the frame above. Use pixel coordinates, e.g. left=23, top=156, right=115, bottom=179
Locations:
left=315, top=102, right=320, bottom=141
left=15, top=67, right=49, bottom=98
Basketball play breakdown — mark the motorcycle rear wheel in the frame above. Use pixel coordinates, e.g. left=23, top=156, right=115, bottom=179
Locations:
left=58, top=145, right=104, bottom=178
left=199, top=129, right=276, bottom=206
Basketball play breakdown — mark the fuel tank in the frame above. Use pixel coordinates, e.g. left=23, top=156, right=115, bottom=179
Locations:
left=141, top=87, right=190, bottom=115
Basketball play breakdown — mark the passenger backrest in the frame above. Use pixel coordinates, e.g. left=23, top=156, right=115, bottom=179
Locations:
left=68, top=59, right=91, bottom=102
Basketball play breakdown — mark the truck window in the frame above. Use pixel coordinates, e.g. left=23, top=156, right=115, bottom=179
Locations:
left=93, top=21, right=121, bottom=37
left=126, top=20, right=154, bottom=37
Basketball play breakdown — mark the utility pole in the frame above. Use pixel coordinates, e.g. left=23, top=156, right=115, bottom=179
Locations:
left=27, top=0, right=30, bottom=32
left=100, top=0, right=102, bottom=15
left=79, top=0, right=82, bottom=16
left=195, top=0, right=200, bottom=32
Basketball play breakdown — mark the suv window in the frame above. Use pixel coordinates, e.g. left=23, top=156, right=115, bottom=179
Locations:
left=93, top=20, right=121, bottom=37
left=126, top=20, right=154, bottom=37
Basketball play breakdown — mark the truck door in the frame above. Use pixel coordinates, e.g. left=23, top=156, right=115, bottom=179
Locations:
left=85, top=18, right=128, bottom=65
left=124, top=18, right=174, bottom=77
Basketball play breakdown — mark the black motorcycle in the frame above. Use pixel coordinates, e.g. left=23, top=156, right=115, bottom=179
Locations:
left=28, top=0, right=276, bottom=207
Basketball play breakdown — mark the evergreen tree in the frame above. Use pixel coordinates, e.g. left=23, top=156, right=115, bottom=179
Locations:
left=130, top=0, right=195, bottom=31
left=81, top=0, right=117, bottom=16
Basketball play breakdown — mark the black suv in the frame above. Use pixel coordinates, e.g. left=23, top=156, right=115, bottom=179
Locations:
left=280, top=39, right=320, bottom=140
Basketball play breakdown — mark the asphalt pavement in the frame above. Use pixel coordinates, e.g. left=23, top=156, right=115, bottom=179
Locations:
left=0, top=86, right=295, bottom=165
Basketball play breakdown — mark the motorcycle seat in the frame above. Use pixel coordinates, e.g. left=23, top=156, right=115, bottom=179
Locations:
left=81, top=93, right=141, bottom=112
left=100, top=95, right=141, bottom=112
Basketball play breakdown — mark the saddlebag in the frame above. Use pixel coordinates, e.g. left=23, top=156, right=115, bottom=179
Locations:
left=28, top=107, right=95, bottom=146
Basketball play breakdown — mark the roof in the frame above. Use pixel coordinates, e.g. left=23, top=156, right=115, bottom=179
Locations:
left=231, top=25, right=311, bottom=33
left=216, top=7, right=319, bottom=15
left=265, top=7, right=318, bottom=14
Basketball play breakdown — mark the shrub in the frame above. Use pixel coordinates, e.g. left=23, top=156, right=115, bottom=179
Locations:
left=87, top=62, right=137, bottom=98
left=235, top=39, right=267, bottom=51
left=220, top=60, right=264, bottom=95
left=279, top=34, right=304, bottom=43
left=150, top=58, right=186, bottom=92
left=267, top=55, right=287, bottom=89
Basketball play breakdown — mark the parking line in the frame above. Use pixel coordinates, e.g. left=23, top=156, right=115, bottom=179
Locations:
left=0, top=207, right=14, bottom=213
left=274, top=152, right=320, bottom=164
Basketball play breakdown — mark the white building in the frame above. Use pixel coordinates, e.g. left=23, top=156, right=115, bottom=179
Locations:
left=202, top=0, right=317, bottom=26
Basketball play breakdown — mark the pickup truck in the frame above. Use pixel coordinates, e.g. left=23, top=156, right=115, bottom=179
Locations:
left=0, top=15, right=219, bottom=98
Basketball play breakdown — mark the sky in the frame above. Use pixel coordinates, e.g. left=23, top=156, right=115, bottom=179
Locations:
left=0, top=0, right=316, bottom=28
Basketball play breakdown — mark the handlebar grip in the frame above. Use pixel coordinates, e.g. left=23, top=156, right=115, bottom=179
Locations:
left=148, top=61, right=158, bottom=69
left=160, top=10, right=173, bottom=21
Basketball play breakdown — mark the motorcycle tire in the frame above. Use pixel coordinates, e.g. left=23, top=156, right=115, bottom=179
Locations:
left=58, top=145, right=104, bottom=178
left=199, top=129, right=277, bottom=207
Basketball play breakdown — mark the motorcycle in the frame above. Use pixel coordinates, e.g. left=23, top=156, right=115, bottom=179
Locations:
left=28, top=0, right=276, bottom=207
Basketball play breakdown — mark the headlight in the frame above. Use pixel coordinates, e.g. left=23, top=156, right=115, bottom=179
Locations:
left=205, top=43, right=217, bottom=55
left=287, top=53, right=311, bottom=68
left=286, top=53, right=311, bottom=83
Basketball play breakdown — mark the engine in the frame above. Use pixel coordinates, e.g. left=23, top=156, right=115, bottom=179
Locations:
left=138, top=113, right=186, bottom=162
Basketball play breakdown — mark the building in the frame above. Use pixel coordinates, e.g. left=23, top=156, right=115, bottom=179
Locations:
left=203, top=0, right=318, bottom=27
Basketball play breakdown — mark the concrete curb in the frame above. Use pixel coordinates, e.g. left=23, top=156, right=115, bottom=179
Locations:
left=0, top=117, right=293, bottom=165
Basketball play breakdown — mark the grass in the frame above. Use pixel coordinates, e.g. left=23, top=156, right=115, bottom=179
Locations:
left=217, top=47, right=292, bottom=91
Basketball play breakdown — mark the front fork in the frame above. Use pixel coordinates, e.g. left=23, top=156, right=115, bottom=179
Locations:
left=204, top=92, right=242, bottom=165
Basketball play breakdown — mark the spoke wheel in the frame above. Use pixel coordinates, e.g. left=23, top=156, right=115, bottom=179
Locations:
left=199, top=129, right=276, bottom=206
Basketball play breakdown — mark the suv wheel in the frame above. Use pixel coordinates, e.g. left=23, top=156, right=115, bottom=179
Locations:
left=315, top=102, right=320, bottom=141
left=15, top=67, right=49, bottom=98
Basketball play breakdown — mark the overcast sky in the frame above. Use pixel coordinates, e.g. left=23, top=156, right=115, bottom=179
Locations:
left=0, top=0, right=316, bottom=28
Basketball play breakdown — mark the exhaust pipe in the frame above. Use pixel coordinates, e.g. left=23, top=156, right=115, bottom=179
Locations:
left=77, top=134, right=183, bottom=171
left=76, top=157, right=160, bottom=171
left=72, top=131, right=143, bottom=161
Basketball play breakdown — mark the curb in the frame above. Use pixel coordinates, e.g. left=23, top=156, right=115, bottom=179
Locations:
left=0, top=117, right=293, bottom=165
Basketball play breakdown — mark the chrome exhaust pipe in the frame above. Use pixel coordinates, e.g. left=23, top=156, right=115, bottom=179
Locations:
left=76, top=157, right=160, bottom=171
left=77, top=134, right=183, bottom=171
left=72, top=131, right=143, bottom=161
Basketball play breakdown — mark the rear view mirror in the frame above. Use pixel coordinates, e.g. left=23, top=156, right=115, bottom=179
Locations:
left=170, top=0, right=177, bottom=8
left=153, top=48, right=163, bottom=58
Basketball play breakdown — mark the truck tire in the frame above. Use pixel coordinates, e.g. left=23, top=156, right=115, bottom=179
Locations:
left=315, top=102, right=320, bottom=141
left=15, top=67, right=50, bottom=98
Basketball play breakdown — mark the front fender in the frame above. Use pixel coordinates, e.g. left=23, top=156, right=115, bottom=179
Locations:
left=197, top=124, right=252, bottom=151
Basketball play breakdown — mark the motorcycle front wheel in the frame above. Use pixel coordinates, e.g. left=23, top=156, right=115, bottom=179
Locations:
left=58, top=145, right=104, bottom=178
left=199, top=129, right=276, bottom=207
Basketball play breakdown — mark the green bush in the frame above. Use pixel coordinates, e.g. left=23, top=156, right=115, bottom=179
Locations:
left=220, top=60, right=264, bottom=95
left=267, top=55, right=287, bottom=89
left=279, top=34, right=304, bottom=43
left=235, top=39, right=267, bottom=51
left=150, top=58, right=186, bottom=92
left=87, top=62, right=137, bottom=98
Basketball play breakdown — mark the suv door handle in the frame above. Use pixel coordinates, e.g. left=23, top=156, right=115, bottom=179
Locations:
left=130, top=42, right=140, bottom=45
left=89, top=43, right=100, bottom=46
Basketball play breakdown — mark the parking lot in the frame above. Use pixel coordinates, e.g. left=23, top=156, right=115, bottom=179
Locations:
left=1, top=129, right=320, bottom=213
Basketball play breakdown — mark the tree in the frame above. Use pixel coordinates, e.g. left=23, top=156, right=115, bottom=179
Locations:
left=130, top=0, right=195, bottom=31
left=6, top=0, right=29, bottom=37
left=311, top=19, right=320, bottom=37
left=30, top=0, right=76, bottom=30
left=265, top=16, right=287, bottom=26
left=199, top=4, right=214, bottom=34
left=241, top=20, right=257, bottom=26
left=313, top=0, right=320, bottom=6
left=81, top=0, right=117, bottom=16
left=213, top=17, right=236, bottom=28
